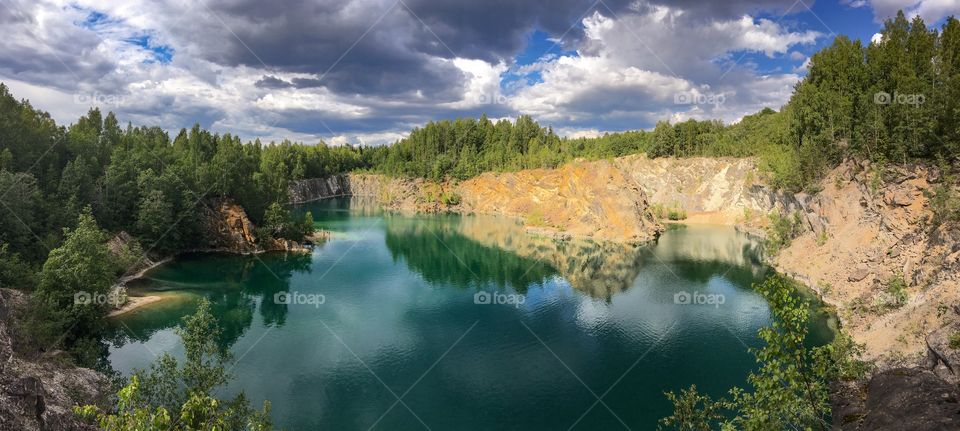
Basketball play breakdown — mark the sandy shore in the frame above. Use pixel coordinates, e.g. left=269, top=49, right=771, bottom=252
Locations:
left=108, top=295, right=165, bottom=317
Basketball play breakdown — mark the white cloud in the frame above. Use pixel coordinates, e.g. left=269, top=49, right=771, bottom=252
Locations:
left=851, top=0, right=960, bottom=23
left=506, top=8, right=818, bottom=129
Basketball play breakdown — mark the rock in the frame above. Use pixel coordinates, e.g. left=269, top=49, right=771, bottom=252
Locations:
left=0, top=289, right=107, bottom=431
left=858, top=368, right=960, bottom=430
left=925, top=324, right=960, bottom=385
left=830, top=380, right=867, bottom=431
left=848, top=267, right=872, bottom=282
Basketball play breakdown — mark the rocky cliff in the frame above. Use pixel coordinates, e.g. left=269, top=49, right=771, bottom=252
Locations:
left=458, top=159, right=662, bottom=243
left=291, top=166, right=665, bottom=243
left=773, top=160, right=959, bottom=364
left=200, top=198, right=307, bottom=253
left=0, top=290, right=108, bottom=431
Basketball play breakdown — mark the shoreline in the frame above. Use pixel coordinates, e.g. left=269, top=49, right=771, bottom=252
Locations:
left=108, top=246, right=313, bottom=317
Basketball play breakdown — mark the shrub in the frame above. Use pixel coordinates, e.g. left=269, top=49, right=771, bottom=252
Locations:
left=885, top=274, right=907, bottom=309
left=764, top=210, right=803, bottom=254
left=667, top=208, right=688, bottom=221
left=525, top=210, right=550, bottom=228
left=440, top=191, right=461, bottom=205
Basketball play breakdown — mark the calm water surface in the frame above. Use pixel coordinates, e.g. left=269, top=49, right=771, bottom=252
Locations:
left=108, top=198, right=835, bottom=430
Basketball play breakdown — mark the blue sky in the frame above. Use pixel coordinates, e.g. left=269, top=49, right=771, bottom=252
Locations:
left=1, top=0, right=957, bottom=145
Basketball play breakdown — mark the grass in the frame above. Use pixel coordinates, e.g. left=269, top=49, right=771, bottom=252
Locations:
left=949, top=333, right=960, bottom=350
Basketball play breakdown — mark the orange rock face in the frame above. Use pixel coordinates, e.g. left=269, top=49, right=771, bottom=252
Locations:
left=458, top=159, right=662, bottom=243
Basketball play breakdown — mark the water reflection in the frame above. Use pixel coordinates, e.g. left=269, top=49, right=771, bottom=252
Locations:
left=107, top=252, right=311, bottom=350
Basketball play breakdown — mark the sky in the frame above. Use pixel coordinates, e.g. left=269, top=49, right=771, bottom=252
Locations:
left=1, top=0, right=958, bottom=145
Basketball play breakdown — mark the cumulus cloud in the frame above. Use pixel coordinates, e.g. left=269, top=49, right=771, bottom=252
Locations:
left=509, top=9, right=818, bottom=130
left=0, top=0, right=831, bottom=144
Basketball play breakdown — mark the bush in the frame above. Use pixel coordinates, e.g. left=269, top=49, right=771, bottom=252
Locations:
left=660, top=276, right=871, bottom=430
left=764, top=211, right=803, bottom=254
left=667, top=208, right=688, bottom=221
left=885, top=274, right=908, bottom=309
left=440, top=191, right=461, bottom=205
left=650, top=203, right=687, bottom=221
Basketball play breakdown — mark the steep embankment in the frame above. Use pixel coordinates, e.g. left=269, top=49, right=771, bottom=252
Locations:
left=773, top=160, right=960, bottom=365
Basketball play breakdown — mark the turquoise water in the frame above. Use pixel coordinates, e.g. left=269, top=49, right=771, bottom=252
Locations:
left=107, top=198, right=834, bottom=430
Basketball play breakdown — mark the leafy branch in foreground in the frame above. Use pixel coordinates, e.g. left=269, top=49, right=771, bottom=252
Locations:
left=659, top=276, right=870, bottom=431
left=76, top=299, right=273, bottom=431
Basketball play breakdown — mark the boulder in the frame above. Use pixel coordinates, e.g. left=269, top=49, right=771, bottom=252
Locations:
left=848, top=267, right=872, bottom=282
left=925, top=323, right=960, bottom=385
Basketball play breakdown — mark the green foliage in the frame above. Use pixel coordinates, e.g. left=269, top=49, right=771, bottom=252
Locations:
left=524, top=209, right=551, bottom=228
left=884, top=273, right=908, bottom=309
left=260, top=202, right=311, bottom=243
left=25, top=208, right=114, bottom=358
left=0, top=242, right=36, bottom=290
left=658, top=385, right=729, bottom=431
left=440, top=191, right=462, bottom=206
left=650, top=203, right=688, bottom=221
left=949, top=333, right=960, bottom=350
left=764, top=211, right=804, bottom=254
left=668, top=208, right=688, bottom=221
left=927, top=158, right=960, bottom=226
left=660, top=276, right=871, bottom=431
left=76, top=299, right=273, bottom=430
left=816, top=230, right=829, bottom=246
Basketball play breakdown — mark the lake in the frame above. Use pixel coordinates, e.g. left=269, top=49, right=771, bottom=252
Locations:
left=106, top=197, right=835, bottom=430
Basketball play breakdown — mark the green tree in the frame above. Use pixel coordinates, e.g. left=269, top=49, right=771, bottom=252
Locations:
left=28, top=208, right=114, bottom=356
left=660, top=276, right=869, bottom=431
left=136, top=189, right=175, bottom=252
left=77, top=299, right=273, bottom=431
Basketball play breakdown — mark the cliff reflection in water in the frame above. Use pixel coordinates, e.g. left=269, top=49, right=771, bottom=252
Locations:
left=384, top=215, right=769, bottom=300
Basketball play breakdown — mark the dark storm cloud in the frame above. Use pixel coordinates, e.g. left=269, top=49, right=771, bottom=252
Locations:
left=399, top=0, right=634, bottom=61
left=164, top=0, right=466, bottom=99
